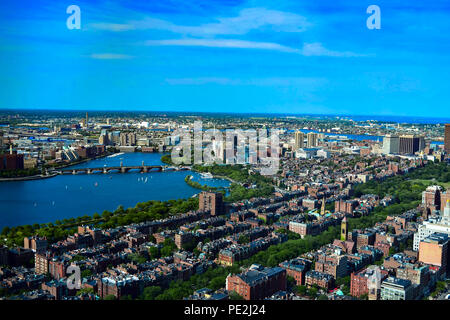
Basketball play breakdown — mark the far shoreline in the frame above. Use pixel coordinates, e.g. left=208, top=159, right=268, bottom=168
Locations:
left=0, top=173, right=58, bottom=182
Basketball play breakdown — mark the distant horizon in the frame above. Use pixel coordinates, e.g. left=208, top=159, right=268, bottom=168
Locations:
left=2, top=107, right=450, bottom=124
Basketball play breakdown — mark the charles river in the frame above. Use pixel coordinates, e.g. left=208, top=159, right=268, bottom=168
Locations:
left=0, top=153, right=231, bottom=229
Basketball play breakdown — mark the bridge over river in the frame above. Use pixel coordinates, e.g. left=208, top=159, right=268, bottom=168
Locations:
left=54, top=162, right=190, bottom=175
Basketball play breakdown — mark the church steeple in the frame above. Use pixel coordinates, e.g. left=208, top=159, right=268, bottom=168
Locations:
left=341, top=217, right=348, bottom=241
left=320, top=197, right=326, bottom=216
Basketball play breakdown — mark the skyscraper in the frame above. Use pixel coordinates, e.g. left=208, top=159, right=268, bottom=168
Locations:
left=399, top=135, right=422, bottom=155
left=294, top=131, right=304, bottom=150
left=307, top=132, right=318, bottom=148
left=445, top=124, right=450, bottom=154
left=383, top=135, right=400, bottom=155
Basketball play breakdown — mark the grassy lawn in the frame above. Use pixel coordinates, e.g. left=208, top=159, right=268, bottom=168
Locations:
left=411, top=179, right=450, bottom=190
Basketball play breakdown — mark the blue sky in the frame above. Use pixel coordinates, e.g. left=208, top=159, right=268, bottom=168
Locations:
left=1, top=0, right=450, bottom=117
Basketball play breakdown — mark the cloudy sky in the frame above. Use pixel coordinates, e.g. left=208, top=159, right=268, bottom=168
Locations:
left=1, top=0, right=449, bottom=117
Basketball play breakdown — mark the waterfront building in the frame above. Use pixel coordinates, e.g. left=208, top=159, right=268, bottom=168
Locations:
left=119, top=132, right=137, bottom=146
left=0, top=152, right=24, bottom=171
left=24, top=236, right=48, bottom=253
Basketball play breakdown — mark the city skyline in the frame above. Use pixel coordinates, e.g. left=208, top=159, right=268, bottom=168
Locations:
left=1, top=0, right=450, bottom=117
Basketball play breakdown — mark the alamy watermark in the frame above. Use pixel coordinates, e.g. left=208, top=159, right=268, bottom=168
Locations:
left=66, top=5, right=81, bottom=30
left=66, top=265, right=81, bottom=290
left=169, top=121, right=279, bottom=176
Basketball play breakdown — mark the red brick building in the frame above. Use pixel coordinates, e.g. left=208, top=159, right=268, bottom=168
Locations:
left=304, top=270, right=334, bottom=290
left=0, top=153, right=24, bottom=171
left=279, top=258, right=311, bottom=285
left=335, top=199, right=358, bottom=215
left=199, top=191, right=224, bottom=216
left=350, top=266, right=389, bottom=298
left=226, top=264, right=286, bottom=300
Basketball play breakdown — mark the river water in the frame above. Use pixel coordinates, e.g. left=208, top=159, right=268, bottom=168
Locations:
left=0, top=153, right=230, bottom=229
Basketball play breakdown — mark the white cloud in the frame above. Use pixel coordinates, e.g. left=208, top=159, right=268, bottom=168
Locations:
left=301, top=43, right=367, bottom=57
left=90, top=23, right=136, bottom=32
left=145, top=39, right=366, bottom=57
left=90, top=7, right=311, bottom=35
left=89, top=53, right=134, bottom=60
left=144, top=38, right=300, bottom=53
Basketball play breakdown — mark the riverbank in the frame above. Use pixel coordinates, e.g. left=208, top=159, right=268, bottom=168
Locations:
left=0, top=152, right=119, bottom=182
left=0, top=173, right=58, bottom=182
left=51, top=152, right=116, bottom=170
left=184, top=175, right=227, bottom=192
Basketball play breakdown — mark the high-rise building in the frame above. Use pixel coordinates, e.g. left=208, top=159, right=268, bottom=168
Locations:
left=445, top=124, right=450, bottom=154
left=418, top=233, right=449, bottom=273
left=413, top=200, right=450, bottom=251
left=422, top=185, right=442, bottom=212
left=119, top=132, right=137, bottom=146
left=383, top=135, right=399, bottom=155
left=399, top=135, right=423, bottom=155
left=294, top=131, right=304, bottom=150
left=199, top=191, right=224, bottom=216
left=306, top=132, right=318, bottom=148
